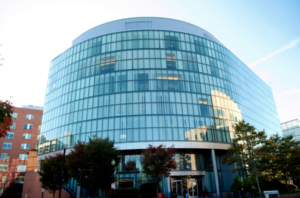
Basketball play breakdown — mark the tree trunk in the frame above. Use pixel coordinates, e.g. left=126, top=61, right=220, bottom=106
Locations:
left=285, top=177, right=289, bottom=191
left=53, top=190, right=56, bottom=198
left=283, top=172, right=289, bottom=191
left=253, top=164, right=262, bottom=198
left=281, top=165, right=289, bottom=192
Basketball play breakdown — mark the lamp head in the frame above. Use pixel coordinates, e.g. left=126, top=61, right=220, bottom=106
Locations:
left=111, top=159, right=116, bottom=166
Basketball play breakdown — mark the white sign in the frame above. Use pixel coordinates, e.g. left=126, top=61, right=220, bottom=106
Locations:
left=111, top=183, right=115, bottom=189
left=263, top=190, right=279, bottom=197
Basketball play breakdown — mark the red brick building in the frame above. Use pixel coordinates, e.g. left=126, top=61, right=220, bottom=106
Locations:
left=21, top=151, right=71, bottom=198
left=0, top=105, right=43, bottom=197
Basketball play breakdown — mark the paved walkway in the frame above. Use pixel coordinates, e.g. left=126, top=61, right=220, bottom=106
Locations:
left=269, top=193, right=300, bottom=198
left=281, top=193, right=300, bottom=198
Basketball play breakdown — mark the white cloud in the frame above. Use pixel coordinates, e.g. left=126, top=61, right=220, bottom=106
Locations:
left=249, top=37, right=300, bottom=68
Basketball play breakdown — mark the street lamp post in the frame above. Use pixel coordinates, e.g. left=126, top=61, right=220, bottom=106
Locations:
left=111, top=159, right=116, bottom=198
left=41, top=188, right=44, bottom=198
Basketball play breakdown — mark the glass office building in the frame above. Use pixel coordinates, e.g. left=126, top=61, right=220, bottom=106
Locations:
left=38, top=17, right=281, bottom=197
left=281, top=119, right=300, bottom=141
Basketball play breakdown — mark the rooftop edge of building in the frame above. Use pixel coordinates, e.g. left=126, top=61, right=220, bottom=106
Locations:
left=21, top=105, right=44, bottom=111
left=281, top=119, right=300, bottom=125
left=72, top=17, right=223, bottom=47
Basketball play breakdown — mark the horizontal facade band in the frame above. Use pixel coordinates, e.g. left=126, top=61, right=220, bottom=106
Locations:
left=170, top=170, right=206, bottom=176
left=37, top=141, right=230, bottom=161
left=72, top=17, right=223, bottom=46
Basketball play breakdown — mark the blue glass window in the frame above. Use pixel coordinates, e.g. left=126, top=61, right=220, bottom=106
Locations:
left=4, top=132, right=14, bottom=139
left=0, top=153, right=10, bottom=161
left=2, top=143, right=12, bottom=150
left=17, top=165, right=27, bottom=172
left=21, top=144, right=30, bottom=150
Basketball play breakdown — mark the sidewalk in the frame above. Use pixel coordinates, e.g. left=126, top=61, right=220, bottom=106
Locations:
left=267, top=192, right=300, bottom=198
left=278, top=193, right=300, bottom=198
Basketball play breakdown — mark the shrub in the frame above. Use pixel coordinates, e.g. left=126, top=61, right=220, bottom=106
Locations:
left=242, top=176, right=259, bottom=196
left=231, top=176, right=242, bottom=194
left=5, top=182, right=23, bottom=197
left=242, top=176, right=257, bottom=193
left=109, top=188, right=139, bottom=198
left=140, top=183, right=156, bottom=198
left=30, top=148, right=38, bottom=151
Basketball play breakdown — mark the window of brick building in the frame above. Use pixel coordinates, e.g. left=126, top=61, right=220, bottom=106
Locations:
left=2, top=143, right=12, bottom=150
left=26, top=114, right=34, bottom=120
left=4, top=132, right=14, bottom=139
left=20, top=144, right=29, bottom=150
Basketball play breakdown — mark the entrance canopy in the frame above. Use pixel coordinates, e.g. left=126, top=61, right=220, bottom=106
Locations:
left=170, top=170, right=205, bottom=176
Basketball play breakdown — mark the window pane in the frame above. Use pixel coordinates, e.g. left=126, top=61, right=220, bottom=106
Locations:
left=26, top=114, right=34, bottom=120
left=2, top=176, right=6, bottom=183
left=12, top=113, right=18, bottom=119
left=15, top=176, right=25, bottom=184
left=22, top=133, right=31, bottom=139
left=2, top=143, right=12, bottom=150
left=17, top=165, right=27, bottom=172
left=21, top=144, right=30, bottom=150
left=4, top=132, right=14, bottom=139
left=24, top=124, right=33, bottom=130
left=19, top=154, right=28, bottom=160
left=0, top=164, right=8, bottom=172
left=0, top=153, right=10, bottom=161
left=11, top=122, right=16, bottom=129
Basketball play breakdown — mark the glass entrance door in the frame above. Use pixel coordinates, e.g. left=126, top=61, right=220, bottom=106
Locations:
left=187, top=180, right=198, bottom=197
left=171, top=180, right=183, bottom=197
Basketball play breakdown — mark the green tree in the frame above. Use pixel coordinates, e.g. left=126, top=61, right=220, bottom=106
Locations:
left=274, top=135, right=299, bottom=191
left=0, top=100, right=13, bottom=138
left=289, top=144, right=300, bottom=187
left=222, top=120, right=266, bottom=198
left=66, top=136, right=121, bottom=198
left=231, top=176, right=242, bottom=194
left=256, top=134, right=300, bottom=192
left=242, top=176, right=257, bottom=195
left=257, top=134, right=280, bottom=184
left=140, top=144, right=177, bottom=198
left=39, top=154, right=70, bottom=198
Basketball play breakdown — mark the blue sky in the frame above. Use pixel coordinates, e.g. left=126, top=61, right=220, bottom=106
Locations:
left=0, top=0, right=299, bottom=124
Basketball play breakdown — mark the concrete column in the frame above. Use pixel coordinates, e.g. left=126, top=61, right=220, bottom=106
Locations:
left=76, top=185, right=81, bottom=198
left=211, top=149, right=220, bottom=196
left=165, top=177, right=170, bottom=196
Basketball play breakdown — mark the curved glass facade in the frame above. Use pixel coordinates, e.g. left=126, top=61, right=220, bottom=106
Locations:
left=39, top=18, right=283, bottom=195
left=39, top=29, right=281, bottom=154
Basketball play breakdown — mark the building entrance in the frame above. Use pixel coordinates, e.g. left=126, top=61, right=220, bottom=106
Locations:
left=187, top=180, right=198, bottom=197
left=170, top=176, right=204, bottom=198
left=171, top=180, right=183, bottom=197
